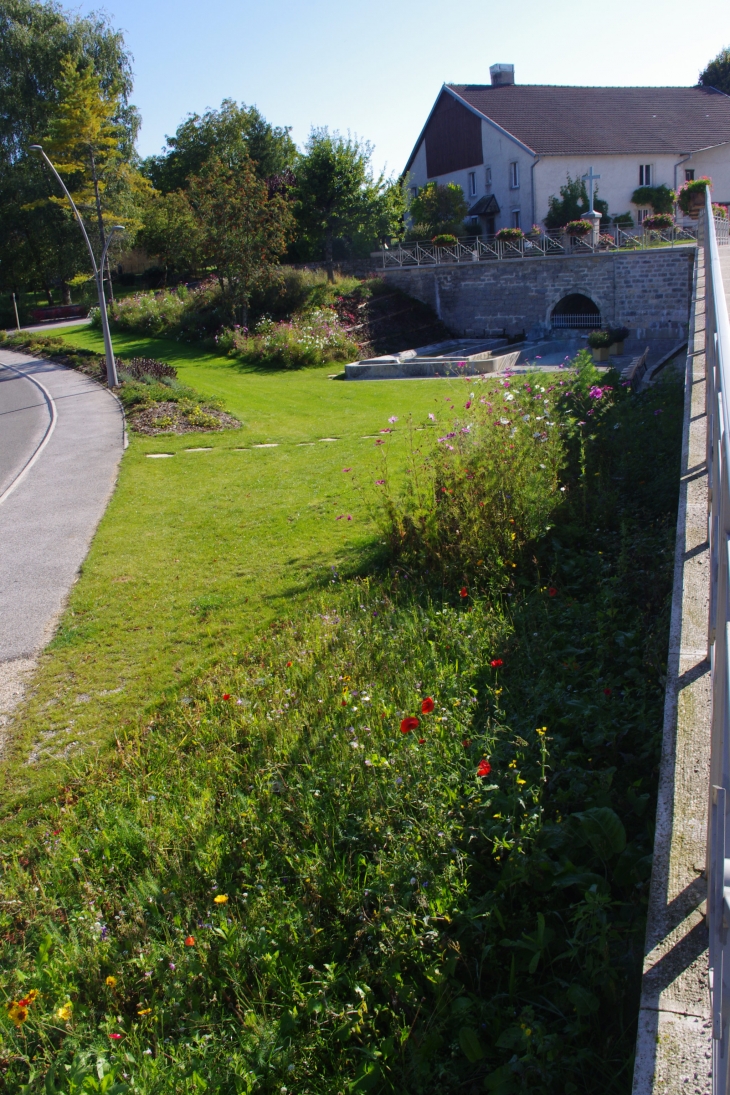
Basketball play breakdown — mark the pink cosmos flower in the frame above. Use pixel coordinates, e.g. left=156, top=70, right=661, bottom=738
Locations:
left=388, top=416, right=398, bottom=424
left=375, top=479, right=385, bottom=485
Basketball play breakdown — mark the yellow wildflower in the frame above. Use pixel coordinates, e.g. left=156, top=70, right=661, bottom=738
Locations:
left=105, top=976, right=117, bottom=988
left=137, top=1008, right=152, bottom=1016
left=8, top=1001, right=28, bottom=1027
left=536, top=726, right=547, bottom=736
left=213, top=894, right=228, bottom=904
left=516, top=778, right=527, bottom=785
left=56, top=1003, right=73, bottom=1021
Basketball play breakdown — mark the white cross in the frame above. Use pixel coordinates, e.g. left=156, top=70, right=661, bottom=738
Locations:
left=582, top=166, right=601, bottom=213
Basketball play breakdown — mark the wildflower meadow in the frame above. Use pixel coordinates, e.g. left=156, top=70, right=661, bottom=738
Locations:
left=0, top=352, right=684, bottom=1094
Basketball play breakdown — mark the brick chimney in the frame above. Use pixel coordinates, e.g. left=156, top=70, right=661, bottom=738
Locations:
left=490, top=64, right=515, bottom=87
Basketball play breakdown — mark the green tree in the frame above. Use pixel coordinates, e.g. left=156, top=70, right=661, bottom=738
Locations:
left=137, top=190, right=200, bottom=284
left=293, top=128, right=400, bottom=281
left=699, top=46, right=730, bottom=94
left=189, top=154, right=295, bottom=326
left=143, top=100, right=296, bottom=193
left=0, top=0, right=135, bottom=303
left=544, top=175, right=608, bottom=229
left=407, top=181, right=468, bottom=237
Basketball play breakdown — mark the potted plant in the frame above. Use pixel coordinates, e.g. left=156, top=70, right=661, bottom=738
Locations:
left=496, top=227, right=524, bottom=241
left=642, top=213, right=674, bottom=231
left=565, top=219, right=593, bottom=237
left=431, top=233, right=458, bottom=247
left=713, top=203, right=728, bottom=221
left=678, top=177, right=712, bottom=219
left=608, top=325, right=629, bottom=354
left=527, top=224, right=542, bottom=237
left=587, top=329, right=613, bottom=361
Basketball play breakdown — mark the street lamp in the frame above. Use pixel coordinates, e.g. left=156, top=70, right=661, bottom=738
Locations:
left=29, top=144, right=122, bottom=388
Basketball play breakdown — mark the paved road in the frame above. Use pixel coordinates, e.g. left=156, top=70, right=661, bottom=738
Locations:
left=5, top=317, right=92, bottom=335
left=0, top=349, right=124, bottom=662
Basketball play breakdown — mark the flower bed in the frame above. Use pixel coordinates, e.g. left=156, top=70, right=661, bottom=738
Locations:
left=565, top=219, right=592, bottom=237
left=496, top=227, right=524, bottom=241
left=642, top=213, right=674, bottom=230
left=219, top=307, right=362, bottom=369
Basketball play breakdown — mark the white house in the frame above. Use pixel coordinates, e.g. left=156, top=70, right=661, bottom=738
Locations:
left=404, top=65, right=730, bottom=234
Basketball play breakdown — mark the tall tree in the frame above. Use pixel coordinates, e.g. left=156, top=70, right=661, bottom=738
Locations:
left=143, top=100, right=296, bottom=193
left=407, top=181, right=468, bottom=237
left=137, top=190, right=200, bottom=284
left=0, top=0, right=136, bottom=302
left=293, top=128, right=401, bottom=281
left=189, top=154, right=295, bottom=326
left=544, top=176, right=608, bottom=229
left=699, top=46, right=730, bottom=95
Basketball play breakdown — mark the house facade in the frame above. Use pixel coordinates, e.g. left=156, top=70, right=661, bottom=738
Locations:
left=404, top=66, right=730, bottom=235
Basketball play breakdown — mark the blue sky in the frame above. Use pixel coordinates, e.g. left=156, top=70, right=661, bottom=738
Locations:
left=74, top=0, right=728, bottom=177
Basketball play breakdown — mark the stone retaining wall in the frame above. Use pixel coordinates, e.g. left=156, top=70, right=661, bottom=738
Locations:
left=380, top=248, right=695, bottom=341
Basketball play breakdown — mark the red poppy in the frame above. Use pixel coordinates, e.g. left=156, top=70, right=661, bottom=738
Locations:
left=418, top=738, right=426, bottom=744
left=341, top=700, right=347, bottom=706
left=400, top=716, right=420, bottom=734
left=222, top=694, right=231, bottom=701
left=462, top=739, right=471, bottom=748
left=184, top=936, right=195, bottom=947
left=421, top=697, right=435, bottom=714
left=490, top=658, right=503, bottom=668
left=459, top=587, right=468, bottom=598
left=603, top=688, right=612, bottom=696
left=548, top=587, right=557, bottom=597
left=477, top=759, right=491, bottom=777
left=109, top=1033, right=123, bottom=1040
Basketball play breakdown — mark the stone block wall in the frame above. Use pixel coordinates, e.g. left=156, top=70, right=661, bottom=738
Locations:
left=380, top=248, right=695, bottom=341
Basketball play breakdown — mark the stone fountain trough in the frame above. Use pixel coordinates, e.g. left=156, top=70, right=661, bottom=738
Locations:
left=344, top=338, right=521, bottom=380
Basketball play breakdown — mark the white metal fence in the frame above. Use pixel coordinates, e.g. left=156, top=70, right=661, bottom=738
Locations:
left=704, top=188, right=730, bottom=1092
left=374, top=218, right=730, bottom=269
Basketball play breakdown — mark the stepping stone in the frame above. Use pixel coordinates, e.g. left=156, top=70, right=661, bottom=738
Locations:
left=319, top=438, right=339, bottom=442
left=146, top=453, right=174, bottom=459
left=185, top=447, right=212, bottom=452
left=253, top=443, right=279, bottom=448
left=297, top=442, right=315, bottom=446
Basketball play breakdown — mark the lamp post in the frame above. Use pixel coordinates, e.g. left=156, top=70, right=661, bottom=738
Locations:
left=29, top=144, right=122, bottom=388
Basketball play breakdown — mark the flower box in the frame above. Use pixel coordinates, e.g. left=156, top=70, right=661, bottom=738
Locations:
left=565, top=219, right=593, bottom=237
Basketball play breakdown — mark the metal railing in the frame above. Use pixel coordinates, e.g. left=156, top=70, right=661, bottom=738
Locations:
left=551, top=313, right=602, bottom=329
left=704, top=187, right=730, bottom=1093
left=374, top=219, right=730, bottom=269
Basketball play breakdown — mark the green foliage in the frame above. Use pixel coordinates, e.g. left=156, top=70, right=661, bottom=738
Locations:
left=630, top=185, right=675, bottom=214
left=136, top=190, right=201, bottom=281
left=612, top=211, right=634, bottom=227
left=587, top=330, right=612, bottom=349
left=0, top=356, right=683, bottom=1092
left=642, top=213, right=674, bottom=230
left=142, top=99, right=296, bottom=193
left=496, top=227, right=524, bottom=241
left=544, top=176, right=608, bottom=230
left=407, top=181, right=468, bottom=239
left=565, top=220, right=592, bottom=236
left=0, top=0, right=135, bottom=298
left=699, top=45, right=730, bottom=94
left=293, top=129, right=403, bottom=279
left=190, top=154, right=295, bottom=325
left=678, top=176, right=712, bottom=214
left=218, top=308, right=362, bottom=369
left=431, top=233, right=458, bottom=246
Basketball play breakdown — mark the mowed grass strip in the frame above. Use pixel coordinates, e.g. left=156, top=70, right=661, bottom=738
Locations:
left=0, top=328, right=467, bottom=830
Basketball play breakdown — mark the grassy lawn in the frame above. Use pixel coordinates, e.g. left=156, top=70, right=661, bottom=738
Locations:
left=0, top=327, right=467, bottom=829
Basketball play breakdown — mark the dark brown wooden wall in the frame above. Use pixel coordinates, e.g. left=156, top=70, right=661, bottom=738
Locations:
left=425, top=92, right=483, bottom=178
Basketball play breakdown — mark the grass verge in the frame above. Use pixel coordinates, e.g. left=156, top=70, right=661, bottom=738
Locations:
left=0, top=351, right=684, bottom=1093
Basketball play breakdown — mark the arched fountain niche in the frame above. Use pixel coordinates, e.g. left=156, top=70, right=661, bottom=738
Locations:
left=550, top=293, right=601, bottom=331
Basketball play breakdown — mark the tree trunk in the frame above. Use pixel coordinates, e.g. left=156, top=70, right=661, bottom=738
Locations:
left=325, top=228, right=334, bottom=283
left=60, top=281, right=72, bottom=306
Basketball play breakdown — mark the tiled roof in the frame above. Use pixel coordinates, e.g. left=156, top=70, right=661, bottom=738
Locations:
left=447, top=84, right=730, bottom=155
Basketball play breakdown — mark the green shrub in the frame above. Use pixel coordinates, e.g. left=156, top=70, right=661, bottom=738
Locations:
left=220, top=308, right=362, bottom=369
left=587, top=329, right=612, bottom=349
left=630, top=184, right=676, bottom=214
left=431, top=233, right=458, bottom=246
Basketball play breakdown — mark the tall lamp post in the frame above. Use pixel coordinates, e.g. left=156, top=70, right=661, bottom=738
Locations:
left=29, top=144, right=122, bottom=388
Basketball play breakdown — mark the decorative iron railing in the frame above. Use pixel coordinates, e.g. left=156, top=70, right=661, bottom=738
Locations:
left=704, top=189, right=730, bottom=1092
left=373, top=219, right=729, bottom=269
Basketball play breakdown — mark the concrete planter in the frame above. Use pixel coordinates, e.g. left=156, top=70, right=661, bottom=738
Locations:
left=592, top=346, right=610, bottom=361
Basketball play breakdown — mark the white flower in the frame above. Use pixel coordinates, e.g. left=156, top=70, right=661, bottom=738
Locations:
left=504, top=393, right=514, bottom=402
